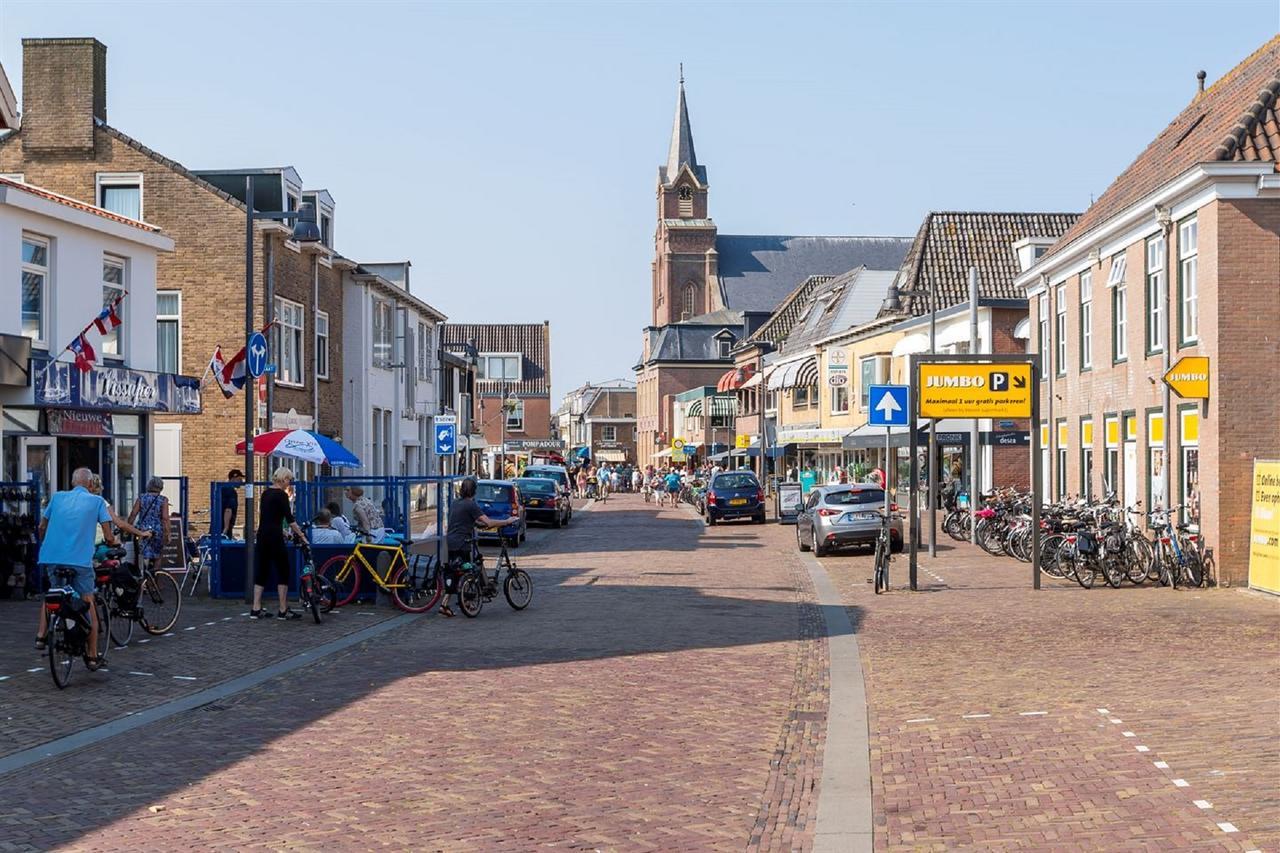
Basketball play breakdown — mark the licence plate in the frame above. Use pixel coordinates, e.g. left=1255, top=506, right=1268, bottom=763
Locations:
left=528, top=500, right=540, bottom=506
left=729, top=498, right=748, bottom=506
left=849, top=511, right=878, bottom=521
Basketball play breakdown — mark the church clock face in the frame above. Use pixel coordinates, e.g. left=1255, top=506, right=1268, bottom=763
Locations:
left=678, top=186, right=693, bottom=200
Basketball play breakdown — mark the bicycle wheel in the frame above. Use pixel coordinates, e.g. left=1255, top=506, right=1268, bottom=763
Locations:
left=390, top=563, right=443, bottom=613
left=49, top=617, right=75, bottom=689
left=1101, top=552, right=1126, bottom=588
left=1052, top=541, right=1077, bottom=582
left=504, top=569, right=533, bottom=610
left=300, top=575, right=322, bottom=624
left=320, top=555, right=360, bottom=607
left=873, top=539, right=887, bottom=594
left=1201, top=552, right=1216, bottom=588
left=1039, top=534, right=1066, bottom=578
left=139, top=570, right=181, bottom=635
left=1124, top=539, right=1149, bottom=585
left=317, top=576, right=338, bottom=613
left=108, top=593, right=134, bottom=648
left=1179, top=550, right=1203, bottom=588
left=1073, top=553, right=1096, bottom=589
left=457, top=575, right=483, bottom=618
left=94, top=597, right=110, bottom=663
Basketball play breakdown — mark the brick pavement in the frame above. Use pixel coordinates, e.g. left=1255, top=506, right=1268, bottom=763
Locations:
left=0, top=496, right=825, bottom=851
left=822, top=531, right=1280, bottom=851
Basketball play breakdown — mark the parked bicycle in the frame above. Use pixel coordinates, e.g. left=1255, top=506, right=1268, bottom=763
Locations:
left=872, top=509, right=891, bottom=594
left=319, top=531, right=442, bottom=613
left=97, top=538, right=181, bottom=648
left=295, top=530, right=337, bottom=624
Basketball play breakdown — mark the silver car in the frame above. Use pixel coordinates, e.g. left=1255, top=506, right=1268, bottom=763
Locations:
left=796, top=484, right=904, bottom=557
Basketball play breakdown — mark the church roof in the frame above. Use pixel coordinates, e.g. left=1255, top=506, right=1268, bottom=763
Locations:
left=645, top=316, right=743, bottom=363
left=716, top=235, right=911, bottom=314
left=659, top=77, right=706, bottom=185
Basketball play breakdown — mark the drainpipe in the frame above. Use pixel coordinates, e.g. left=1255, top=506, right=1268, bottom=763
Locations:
left=312, top=253, right=320, bottom=434
left=1158, top=207, right=1173, bottom=512
left=264, top=236, right=274, bottom=432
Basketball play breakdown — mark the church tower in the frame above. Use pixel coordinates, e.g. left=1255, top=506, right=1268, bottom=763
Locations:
left=652, top=72, right=719, bottom=327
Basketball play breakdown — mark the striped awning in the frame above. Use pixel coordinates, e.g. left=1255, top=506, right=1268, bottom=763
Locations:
left=716, top=364, right=756, bottom=392
left=793, top=356, right=818, bottom=387
left=687, top=399, right=703, bottom=418
left=766, top=355, right=818, bottom=390
left=686, top=396, right=737, bottom=418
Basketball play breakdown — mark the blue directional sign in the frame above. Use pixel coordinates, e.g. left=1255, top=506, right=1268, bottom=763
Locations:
left=868, top=384, right=910, bottom=427
left=246, top=331, right=269, bottom=379
left=435, top=420, right=457, bottom=456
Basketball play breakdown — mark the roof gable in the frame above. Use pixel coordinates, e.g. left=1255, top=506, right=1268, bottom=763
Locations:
left=442, top=323, right=551, bottom=396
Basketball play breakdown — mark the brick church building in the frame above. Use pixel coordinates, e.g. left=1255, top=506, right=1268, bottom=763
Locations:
left=634, top=77, right=911, bottom=468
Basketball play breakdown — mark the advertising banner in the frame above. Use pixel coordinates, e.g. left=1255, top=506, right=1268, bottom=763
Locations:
left=1248, top=459, right=1280, bottom=594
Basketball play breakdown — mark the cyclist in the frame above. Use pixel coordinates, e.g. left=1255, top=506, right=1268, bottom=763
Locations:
left=440, top=477, right=516, bottom=618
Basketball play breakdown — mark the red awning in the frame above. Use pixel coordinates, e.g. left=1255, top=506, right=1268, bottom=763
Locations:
left=716, top=364, right=756, bottom=393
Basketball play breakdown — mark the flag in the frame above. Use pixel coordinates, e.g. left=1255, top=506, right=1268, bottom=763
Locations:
left=210, top=345, right=246, bottom=399
left=93, top=303, right=123, bottom=335
left=69, top=334, right=96, bottom=372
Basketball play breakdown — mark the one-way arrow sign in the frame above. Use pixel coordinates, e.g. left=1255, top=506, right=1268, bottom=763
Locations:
left=868, top=384, right=910, bottom=427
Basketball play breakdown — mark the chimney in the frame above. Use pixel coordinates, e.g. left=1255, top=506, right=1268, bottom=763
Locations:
left=21, top=38, right=107, bottom=154
left=1196, top=70, right=1206, bottom=97
left=880, top=283, right=902, bottom=314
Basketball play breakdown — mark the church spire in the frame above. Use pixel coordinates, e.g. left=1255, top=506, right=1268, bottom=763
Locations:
left=662, top=67, right=705, bottom=185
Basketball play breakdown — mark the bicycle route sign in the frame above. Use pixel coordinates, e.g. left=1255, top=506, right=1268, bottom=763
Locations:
left=434, top=415, right=457, bottom=456
left=917, top=362, right=1033, bottom=419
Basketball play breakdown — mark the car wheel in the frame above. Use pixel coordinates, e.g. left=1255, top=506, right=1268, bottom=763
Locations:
left=813, top=529, right=829, bottom=558
left=707, top=513, right=717, bottom=526
left=754, top=512, right=766, bottom=525
left=797, top=523, right=811, bottom=552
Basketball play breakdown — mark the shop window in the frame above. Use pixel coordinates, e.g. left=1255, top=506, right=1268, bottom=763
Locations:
left=101, top=256, right=125, bottom=357
left=273, top=297, right=305, bottom=387
left=1147, top=411, right=1166, bottom=510
left=156, top=291, right=181, bottom=374
left=831, top=383, right=850, bottom=414
left=1180, top=407, right=1200, bottom=523
left=21, top=234, right=48, bottom=345
left=1080, top=418, right=1094, bottom=500
left=1178, top=217, right=1198, bottom=345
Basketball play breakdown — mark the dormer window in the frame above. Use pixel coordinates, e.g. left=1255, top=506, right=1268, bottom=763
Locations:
left=678, top=185, right=694, bottom=218
left=718, top=338, right=732, bottom=359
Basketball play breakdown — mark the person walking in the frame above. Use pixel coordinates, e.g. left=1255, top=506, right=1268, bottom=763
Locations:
left=252, top=467, right=306, bottom=620
left=576, top=466, right=588, bottom=499
left=440, top=477, right=515, bottom=618
left=127, top=478, right=170, bottom=573
left=34, top=468, right=118, bottom=667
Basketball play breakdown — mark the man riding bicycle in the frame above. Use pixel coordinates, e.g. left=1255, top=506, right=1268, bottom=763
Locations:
left=440, top=477, right=516, bottom=618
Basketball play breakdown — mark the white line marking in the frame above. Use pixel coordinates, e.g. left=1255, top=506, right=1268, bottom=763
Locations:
left=1172, top=779, right=1189, bottom=788
left=905, top=717, right=934, bottom=723
left=1109, top=718, right=1123, bottom=724
left=1154, top=761, right=1169, bottom=769
left=240, top=612, right=249, bottom=616
left=1193, top=800, right=1212, bottom=809
left=356, top=612, right=376, bottom=617
left=222, top=617, right=232, bottom=621
left=128, top=671, right=153, bottom=677
left=962, top=713, right=991, bottom=719
left=1217, top=822, right=1238, bottom=833
left=138, top=639, right=150, bottom=644
left=1135, top=745, right=1150, bottom=752
left=172, top=676, right=197, bottom=681
left=163, top=633, right=174, bottom=637
left=204, top=621, right=216, bottom=626
left=1096, top=708, right=1109, bottom=714
left=183, top=626, right=196, bottom=631
left=0, top=676, right=9, bottom=682
left=1019, top=711, right=1047, bottom=716
left=1122, top=731, right=1136, bottom=737
left=27, top=667, right=43, bottom=673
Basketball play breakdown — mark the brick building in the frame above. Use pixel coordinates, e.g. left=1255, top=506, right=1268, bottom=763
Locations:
left=635, top=76, right=911, bottom=468
left=0, top=38, right=346, bottom=515
left=556, top=380, right=636, bottom=466
left=1018, top=36, right=1280, bottom=585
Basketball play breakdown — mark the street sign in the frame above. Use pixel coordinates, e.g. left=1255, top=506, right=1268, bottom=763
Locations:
left=246, top=331, right=269, bottom=379
left=1162, top=355, right=1210, bottom=399
left=671, top=437, right=686, bottom=453
left=435, top=421, right=457, bottom=456
left=868, top=384, right=909, bottom=427
left=735, top=434, right=751, bottom=449
left=917, top=362, right=1033, bottom=419
left=435, top=413, right=457, bottom=426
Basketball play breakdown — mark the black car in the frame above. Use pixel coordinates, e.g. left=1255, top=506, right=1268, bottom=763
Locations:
left=515, top=477, right=570, bottom=528
left=705, top=471, right=766, bottom=525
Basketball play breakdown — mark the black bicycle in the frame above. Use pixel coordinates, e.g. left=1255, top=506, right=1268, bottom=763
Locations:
left=96, top=539, right=182, bottom=648
left=295, top=532, right=337, bottom=624
left=45, top=567, right=110, bottom=689
left=455, top=536, right=533, bottom=618
left=872, top=510, right=891, bottom=594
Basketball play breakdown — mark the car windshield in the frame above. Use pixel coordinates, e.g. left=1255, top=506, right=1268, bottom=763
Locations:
left=713, top=473, right=759, bottom=490
left=476, top=484, right=514, bottom=503
left=824, top=489, right=884, bottom=506
left=516, top=479, right=556, bottom=495
left=526, top=469, right=566, bottom=486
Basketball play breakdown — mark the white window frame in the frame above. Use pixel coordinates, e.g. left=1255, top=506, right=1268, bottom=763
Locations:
left=1106, top=253, right=1127, bottom=287
left=95, top=172, right=144, bottom=219
left=1079, top=269, right=1092, bottom=370
left=273, top=297, right=305, bottom=388
left=1113, top=274, right=1128, bottom=362
left=1178, top=217, right=1198, bottom=344
left=416, top=322, right=430, bottom=381
left=372, top=299, right=393, bottom=368
left=101, top=255, right=126, bottom=359
left=717, top=337, right=732, bottom=359
left=506, top=398, right=525, bottom=432
left=156, top=290, right=182, bottom=374
left=315, top=309, right=330, bottom=380
left=1146, top=235, right=1165, bottom=354
left=478, top=352, right=521, bottom=382
left=20, top=233, right=49, bottom=348
left=830, top=381, right=850, bottom=415
left=0, top=172, right=25, bottom=182
left=602, top=425, right=617, bottom=442
left=858, top=354, right=889, bottom=411
left=1037, top=293, right=1049, bottom=378
left=1054, top=282, right=1067, bottom=375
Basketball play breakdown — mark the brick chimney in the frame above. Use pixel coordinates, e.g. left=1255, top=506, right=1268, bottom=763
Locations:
left=21, top=37, right=106, bottom=153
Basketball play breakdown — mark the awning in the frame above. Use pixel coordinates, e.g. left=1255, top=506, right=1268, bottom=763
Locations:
left=716, top=364, right=756, bottom=392
left=794, top=357, right=819, bottom=387
left=687, top=399, right=703, bottom=418
left=596, top=449, right=626, bottom=462
left=709, top=450, right=734, bottom=462
left=1013, top=317, right=1032, bottom=339
left=767, top=356, right=818, bottom=390
left=686, top=396, right=737, bottom=418
left=891, top=333, right=930, bottom=358
left=652, top=448, right=673, bottom=459
left=740, top=370, right=764, bottom=389
left=935, top=323, right=973, bottom=348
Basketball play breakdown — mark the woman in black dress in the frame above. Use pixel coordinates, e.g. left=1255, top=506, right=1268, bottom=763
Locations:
left=251, top=467, right=306, bottom=620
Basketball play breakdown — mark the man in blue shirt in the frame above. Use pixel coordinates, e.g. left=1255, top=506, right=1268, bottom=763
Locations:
left=35, top=467, right=118, bottom=666
left=663, top=468, right=682, bottom=508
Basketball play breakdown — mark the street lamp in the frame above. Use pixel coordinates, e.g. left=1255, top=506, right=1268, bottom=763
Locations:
left=242, top=176, right=321, bottom=604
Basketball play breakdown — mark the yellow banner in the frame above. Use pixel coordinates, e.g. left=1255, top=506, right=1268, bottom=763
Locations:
left=917, top=363, right=1034, bottom=419
left=1249, top=459, right=1280, bottom=594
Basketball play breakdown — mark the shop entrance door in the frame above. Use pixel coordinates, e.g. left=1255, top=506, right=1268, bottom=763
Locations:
left=113, top=438, right=140, bottom=517
left=1123, top=442, right=1138, bottom=510
left=56, top=438, right=103, bottom=492
left=18, top=437, right=55, bottom=500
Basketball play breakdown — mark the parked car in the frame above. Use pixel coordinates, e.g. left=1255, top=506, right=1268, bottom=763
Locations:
left=522, top=464, right=574, bottom=521
left=796, top=484, right=903, bottom=557
left=705, top=471, right=766, bottom=525
left=515, top=477, right=571, bottom=528
left=474, top=480, right=527, bottom=547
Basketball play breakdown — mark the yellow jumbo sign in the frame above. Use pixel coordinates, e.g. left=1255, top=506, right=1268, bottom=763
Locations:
left=917, top=363, right=1034, bottom=419
left=1248, top=460, right=1280, bottom=594
left=1163, top=355, right=1211, bottom=400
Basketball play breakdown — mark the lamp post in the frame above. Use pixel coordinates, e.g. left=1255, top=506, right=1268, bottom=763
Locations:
left=241, top=177, right=321, bottom=604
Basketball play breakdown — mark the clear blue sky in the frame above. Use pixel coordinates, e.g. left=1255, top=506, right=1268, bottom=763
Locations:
left=2, top=2, right=1276, bottom=404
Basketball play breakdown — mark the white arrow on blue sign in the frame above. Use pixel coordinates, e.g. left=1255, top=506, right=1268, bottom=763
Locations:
left=868, top=384, right=910, bottom=427
left=246, top=331, right=269, bottom=379
left=435, top=422, right=457, bottom=455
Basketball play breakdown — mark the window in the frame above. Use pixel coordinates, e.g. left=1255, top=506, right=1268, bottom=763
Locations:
left=793, top=385, right=815, bottom=409
left=96, top=173, right=142, bottom=219
left=1178, top=217, right=1198, bottom=344
left=1147, top=411, right=1166, bottom=510
left=1179, top=407, right=1200, bottom=523
left=859, top=355, right=889, bottom=410
left=478, top=353, right=521, bottom=381
left=315, top=310, right=330, bottom=380
left=0, top=172, right=25, bottom=182
left=417, top=322, right=430, bottom=380
left=20, top=235, right=48, bottom=344
left=602, top=425, right=617, bottom=442
left=320, top=212, right=332, bottom=247
left=1146, top=235, right=1165, bottom=353
left=1037, top=293, right=1049, bottom=377
left=1056, top=420, right=1068, bottom=501
left=717, top=337, right=732, bottom=359
left=506, top=399, right=525, bottom=432
left=682, top=284, right=696, bottom=320
left=100, top=256, right=126, bottom=357
left=831, top=383, right=849, bottom=414
left=1103, top=415, right=1120, bottom=496
left=1079, top=269, right=1093, bottom=370
left=1112, top=268, right=1128, bottom=362
left=156, top=291, right=181, bottom=374
left=372, top=299, right=393, bottom=367
left=273, top=297, right=305, bottom=386
left=371, top=408, right=384, bottom=476
left=1080, top=418, right=1094, bottom=501
left=1054, top=283, right=1067, bottom=375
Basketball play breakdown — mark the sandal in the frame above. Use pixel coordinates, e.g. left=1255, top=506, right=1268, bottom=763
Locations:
left=438, top=605, right=455, bottom=618
left=34, top=634, right=47, bottom=651
left=84, top=654, right=105, bottom=672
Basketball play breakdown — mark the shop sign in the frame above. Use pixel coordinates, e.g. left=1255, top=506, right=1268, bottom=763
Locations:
left=917, top=363, right=1033, bottom=419
left=1162, top=355, right=1210, bottom=400
left=503, top=438, right=565, bottom=451
left=35, top=362, right=202, bottom=414
left=46, top=409, right=113, bottom=437
left=1249, top=459, right=1280, bottom=595
left=827, top=372, right=848, bottom=387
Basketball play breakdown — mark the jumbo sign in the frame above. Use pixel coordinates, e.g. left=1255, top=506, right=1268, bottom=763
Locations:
left=917, top=363, right=1034, bottom=419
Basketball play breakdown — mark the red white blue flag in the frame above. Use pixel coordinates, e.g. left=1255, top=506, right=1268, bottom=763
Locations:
left=93, top=302, right=123, bottom=335
left=69, top=334, right=96, bottom=372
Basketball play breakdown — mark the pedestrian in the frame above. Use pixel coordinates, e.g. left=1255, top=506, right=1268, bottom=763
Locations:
left=576, top=466, right=588, bottom=498
left=86, top=474, right=151, bottom=562
left=326, top=501, right=353, bottom=541
left=440, top=477, right=515, bottom=618
left=215, top=469, right=244, bottom=539
left=838, top=465, right=850, bottom=485
left=347, top=486, right=385, bottom=541
left=252, top=467, right=306, bottom=620
left=664, top=468, right=682, bottom=507
left=34, top=467, right=118, bottom=666
left=127, top=477, right=170, bottom=573
left=310, top=509, right=347, bottom=545
left=632, top=467, right=643, bottom=494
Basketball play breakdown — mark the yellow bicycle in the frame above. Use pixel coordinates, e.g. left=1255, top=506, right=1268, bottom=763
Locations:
left=318, top=538, right=442, bottom=613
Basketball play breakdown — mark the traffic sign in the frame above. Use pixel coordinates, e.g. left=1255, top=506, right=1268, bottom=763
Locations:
left=246, top=331, right=269, bottom=379
left=1162, top=355, right=1210, bottom=399
left=917, top=362, right=1033, bottom=419
left=435, top=421, right=457, bottom=456
left=682, top=445, right=696, bottom=457
left=868, top=384, right=909, bottom=427
left=671, top=437, right=686, bottom=452
left=735, top=434, right=751, bottom=449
